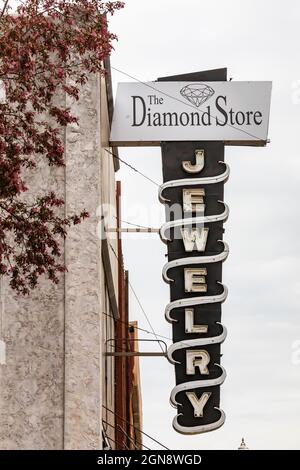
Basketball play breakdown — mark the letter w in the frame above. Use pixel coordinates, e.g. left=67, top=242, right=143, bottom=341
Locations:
left=181, top=227, right=209, bottom=252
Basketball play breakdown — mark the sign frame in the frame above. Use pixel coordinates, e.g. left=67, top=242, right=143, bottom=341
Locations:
left=110, top=74, right=272, bottom=147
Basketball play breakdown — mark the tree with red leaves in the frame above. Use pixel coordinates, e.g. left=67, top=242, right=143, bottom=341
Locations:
left=0, top=0, right=124, bottom=294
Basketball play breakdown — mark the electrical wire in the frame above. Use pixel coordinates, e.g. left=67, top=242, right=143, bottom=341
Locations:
left=103, top=419, right=150, bottom=450
left=106, top=245, right=218, bottom=352
left=102, top=426, right=112, bottom=450
left=111, top=66, right=267, bottom=143
left=119, top=423, right=151, bottom=451
left=102, top=420, right=134, bottom=450
left=106, top=69, right=262, bottom=230
left=102, top=311, right=171, bottom=344
left=117, top=425, right=138, bottom=450
left=108, top=242, right=165, bottom=354
left=105, top=337, right=166, bottom=358
left=103, top=309, right=221, bottom=355
left=105, top=148, right=160, bottom=187
left=128, top=282, right=165, bottom=354
left=103, top=404, right=169, bottom=450
left=113, top=215, right=158, bottom=231
left=101, top=68, right=234, bottom=448
left=108, top=433, right=129, bottom=450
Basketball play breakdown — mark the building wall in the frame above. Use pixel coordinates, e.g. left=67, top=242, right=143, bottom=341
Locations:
left=0, top=67, right=119, bottom=450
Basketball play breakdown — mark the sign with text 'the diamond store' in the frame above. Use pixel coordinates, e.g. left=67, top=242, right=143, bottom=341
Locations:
left=110, top=81, right=272, bottom=146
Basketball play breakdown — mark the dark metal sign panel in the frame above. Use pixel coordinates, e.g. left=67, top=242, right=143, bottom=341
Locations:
left=160, top=142, right=228, bottom=434
left=158, top=69, right=228, bottom=435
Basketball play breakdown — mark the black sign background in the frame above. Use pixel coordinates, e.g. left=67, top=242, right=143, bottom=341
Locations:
left=158, top=69, right=227, bottom=429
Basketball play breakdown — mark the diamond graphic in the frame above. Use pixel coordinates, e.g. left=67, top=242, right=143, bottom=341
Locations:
left=180, top=83, right=215, bottom=107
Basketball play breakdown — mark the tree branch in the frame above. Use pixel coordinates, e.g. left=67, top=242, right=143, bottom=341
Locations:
left=0, top=0, right=10, bottom=18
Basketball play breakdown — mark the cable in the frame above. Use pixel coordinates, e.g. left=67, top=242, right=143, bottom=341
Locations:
left=113, top=215, right=158, bottom=231
left=103, top=404, right=170, bottom=450
left=106, top=245, right=219, bottom=352
left=105, top=148, right=160, bottom=187
left=108, top=433, right=129, bottom=450
left=103, top=309, right=219, bottom=354
left=103, top=419, right=150, bottom=450
left=102, top=420, right=133, bottom=450
left=106, top=220, right=226, bottom=361
left=0, top=0, right=9, bottom=17
left=102, top=311, right=171, bottom=344
left=103, top=420, right=130, bottom=450
left=127, top=282, right=165, bottom=354
left=102, top=426, right=112, bottom=450
left=111, top=66, right=267, bottom=143
left=117, top=424, right=144, bottom=451
left=108, top=242, right=165, bottom=354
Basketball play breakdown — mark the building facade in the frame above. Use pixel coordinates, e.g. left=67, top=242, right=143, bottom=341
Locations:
left=0, top=60, right=142, bottom=450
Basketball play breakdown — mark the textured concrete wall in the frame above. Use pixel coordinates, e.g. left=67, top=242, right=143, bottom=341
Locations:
left=63, top=73, right=103, bottom=450
left=0, top=71, right=111, bottom=449
left=0, top=157, right=65, bottom=450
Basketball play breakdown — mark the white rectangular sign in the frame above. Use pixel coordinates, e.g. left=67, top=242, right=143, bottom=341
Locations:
left=110, top=81, right=272, bottom=146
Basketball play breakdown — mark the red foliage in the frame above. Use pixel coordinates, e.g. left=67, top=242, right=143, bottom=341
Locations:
left=0, top=0, right=124, bottom=294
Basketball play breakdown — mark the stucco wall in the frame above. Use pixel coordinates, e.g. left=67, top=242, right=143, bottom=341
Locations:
left=0, top=71, right=114, bottom=450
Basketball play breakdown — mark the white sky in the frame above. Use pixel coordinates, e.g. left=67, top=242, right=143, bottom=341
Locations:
left=109, top=0, right=300, bottom=450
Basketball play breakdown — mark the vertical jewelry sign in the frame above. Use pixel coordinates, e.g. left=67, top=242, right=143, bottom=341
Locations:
left=110, top=66, right=271, bottom=435
left=159, top=141, right=229, bottom=434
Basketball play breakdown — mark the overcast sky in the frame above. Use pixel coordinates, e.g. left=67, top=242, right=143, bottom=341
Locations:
left=109, top=0, right=300, bottom=450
